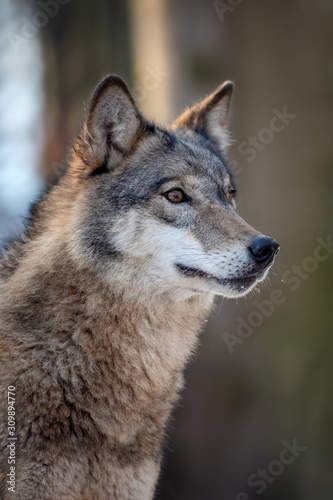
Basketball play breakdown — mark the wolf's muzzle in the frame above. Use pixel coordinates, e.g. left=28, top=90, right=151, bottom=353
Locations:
left=249, top=236, right=280, bottom=268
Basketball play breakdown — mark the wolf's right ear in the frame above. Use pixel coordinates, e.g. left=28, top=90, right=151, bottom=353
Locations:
left=73, top=75, right=145, bottom=175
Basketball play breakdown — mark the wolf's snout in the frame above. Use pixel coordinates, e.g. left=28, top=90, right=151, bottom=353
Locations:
left=249, top=236, right=280, bottom=267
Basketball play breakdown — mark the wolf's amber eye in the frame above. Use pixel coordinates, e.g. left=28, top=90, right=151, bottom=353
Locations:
left=165, top=189, right=185, bottom=203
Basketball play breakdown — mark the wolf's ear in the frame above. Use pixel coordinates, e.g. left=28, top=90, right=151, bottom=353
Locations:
left=73, top=75, right=145, bottom=174
left=171, top=81, right=234, bottom=155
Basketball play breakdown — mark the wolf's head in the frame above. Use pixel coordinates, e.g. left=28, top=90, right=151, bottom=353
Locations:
left=55, top=75, right=279, bottom=299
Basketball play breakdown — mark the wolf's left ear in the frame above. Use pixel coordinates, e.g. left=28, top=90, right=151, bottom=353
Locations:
left=73, top=75, right=145, bottom=174
left=171, top=81, right=234, bottom=155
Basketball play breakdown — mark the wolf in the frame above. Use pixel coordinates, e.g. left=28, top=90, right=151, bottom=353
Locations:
left=0, top=75, right=279, bottom=499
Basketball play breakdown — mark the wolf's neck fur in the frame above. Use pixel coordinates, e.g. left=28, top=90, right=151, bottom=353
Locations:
left=1, top=230, right=214, bottom=456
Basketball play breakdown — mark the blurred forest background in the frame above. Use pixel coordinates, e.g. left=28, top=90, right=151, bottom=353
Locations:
left=0, top=0, right=332, bottom=498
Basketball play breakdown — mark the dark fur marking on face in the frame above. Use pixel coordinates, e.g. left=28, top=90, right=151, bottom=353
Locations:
left=80, top=230, right=121, bottom=261
left=107, top=171, right=177, bottom=212
left=157, top=214, right=177, bottom=225
left=144, top=121, right=156, bottom=136
left=90, top=162, right=110, bottom=177
left=157, top=129, right=177, bottom=152
left=149, top=177, right=180, bottom=193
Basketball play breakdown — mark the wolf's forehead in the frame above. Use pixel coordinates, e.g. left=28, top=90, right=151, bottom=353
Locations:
left=103, top=132, right=234, bottom=211
left=132, top=130, right=231, bottom=182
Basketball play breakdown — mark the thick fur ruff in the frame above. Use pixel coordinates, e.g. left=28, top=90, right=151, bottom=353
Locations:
left=0, top=75, right=278, bottom=499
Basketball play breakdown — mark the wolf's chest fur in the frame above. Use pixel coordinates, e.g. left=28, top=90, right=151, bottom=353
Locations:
left=0, top=75, right=278, bottom=499
left=0, top=237, right=213, bottom=499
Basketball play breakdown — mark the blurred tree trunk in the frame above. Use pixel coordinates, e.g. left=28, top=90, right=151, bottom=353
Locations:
left=128, top=0, right=177, bottom=122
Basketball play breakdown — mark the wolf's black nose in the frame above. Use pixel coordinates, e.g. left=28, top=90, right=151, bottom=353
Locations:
left=249, top=237, right=280, bottom=266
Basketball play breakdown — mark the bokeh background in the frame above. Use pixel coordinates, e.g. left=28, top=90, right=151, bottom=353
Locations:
left=1, top=0, right=332, bottom=498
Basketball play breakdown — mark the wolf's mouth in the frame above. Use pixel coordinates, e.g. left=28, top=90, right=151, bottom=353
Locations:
left=175, top=263, right=261, bottom=290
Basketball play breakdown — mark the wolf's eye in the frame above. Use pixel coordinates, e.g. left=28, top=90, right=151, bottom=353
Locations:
left=164, top=189, right=185, bottom=203
left=228, top=187, right=236, bottom=202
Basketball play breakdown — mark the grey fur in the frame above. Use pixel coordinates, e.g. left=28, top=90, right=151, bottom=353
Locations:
left=0, top=76, right=278, bottom=499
